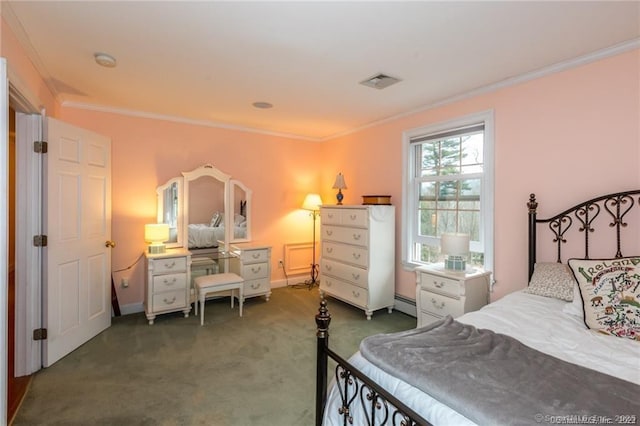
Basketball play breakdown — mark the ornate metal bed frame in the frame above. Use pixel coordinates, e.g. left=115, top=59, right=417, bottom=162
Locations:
left=316, top=189, right=640, bottom=426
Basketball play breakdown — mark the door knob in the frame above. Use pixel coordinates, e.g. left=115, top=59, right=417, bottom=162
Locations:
left=105, top=240, right=116, bottom=248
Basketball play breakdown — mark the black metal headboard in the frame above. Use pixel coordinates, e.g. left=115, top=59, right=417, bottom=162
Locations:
left=527, top=189, right=640, bottom=280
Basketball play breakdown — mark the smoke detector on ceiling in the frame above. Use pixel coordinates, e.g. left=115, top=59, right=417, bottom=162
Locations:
left=94, top=52, right=117, bottom=68
left=359, top=73, right=402, bottom=90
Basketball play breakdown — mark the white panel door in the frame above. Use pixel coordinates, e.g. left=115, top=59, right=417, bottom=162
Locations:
left=44, top=117, right=112, bottom=367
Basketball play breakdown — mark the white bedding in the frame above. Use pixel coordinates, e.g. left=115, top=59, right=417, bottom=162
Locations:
left=323, top=291, right=640, bottom=426
left=188, top=223, right=247, bottom=248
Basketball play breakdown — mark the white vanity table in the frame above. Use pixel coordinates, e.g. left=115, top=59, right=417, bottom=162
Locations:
left=151, top=164, right=271, bottom=323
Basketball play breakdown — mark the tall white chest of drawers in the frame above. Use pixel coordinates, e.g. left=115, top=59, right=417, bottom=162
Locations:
left=319, top=205, right=395, bottom=320
left=144, top=248, right=192, bottom=325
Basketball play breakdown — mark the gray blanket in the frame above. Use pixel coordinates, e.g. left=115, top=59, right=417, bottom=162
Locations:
left=360, top=316, right=640, bottom=426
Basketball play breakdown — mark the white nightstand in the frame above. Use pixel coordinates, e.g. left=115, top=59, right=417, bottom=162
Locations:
left=415, top=265, right=491, bottom=328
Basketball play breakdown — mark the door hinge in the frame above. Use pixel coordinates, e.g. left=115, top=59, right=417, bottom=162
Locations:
left=33, top=328, right=48, bottom=341
left=33, top=235, right=48, bottom=247
left=34, top=141, right=48, bottom=153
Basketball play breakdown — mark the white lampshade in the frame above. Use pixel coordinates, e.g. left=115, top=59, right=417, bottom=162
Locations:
left=441, top=233, right=470, bottom=256
left=302, top=193, right=323, bottom=211
left=332, top=173, right=347, bottom=190
left=145, top=223, right=170, bottom=254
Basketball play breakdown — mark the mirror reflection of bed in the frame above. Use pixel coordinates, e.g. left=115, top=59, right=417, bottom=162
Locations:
left=157, top=164, right=253, bottom=290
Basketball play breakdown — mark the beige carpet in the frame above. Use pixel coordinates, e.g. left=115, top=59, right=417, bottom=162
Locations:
left=12, top=286, right=416, bottom=426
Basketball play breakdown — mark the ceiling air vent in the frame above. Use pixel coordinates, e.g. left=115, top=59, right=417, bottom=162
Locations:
left=359, top=73, right=402, bottom=90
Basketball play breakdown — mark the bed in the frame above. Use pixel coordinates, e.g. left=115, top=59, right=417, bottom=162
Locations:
left=187, top=210, right=248, bottom=249
left=315, top=189, right=640, bottom=426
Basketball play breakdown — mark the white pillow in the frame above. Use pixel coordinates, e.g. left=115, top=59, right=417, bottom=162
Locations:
left=562, top=283, right=583, bottom=317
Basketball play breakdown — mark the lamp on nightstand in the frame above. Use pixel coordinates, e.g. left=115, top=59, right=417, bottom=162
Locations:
left=145, top=223, right=170, bottom=254
left=441, top=233, right=470, bottom=271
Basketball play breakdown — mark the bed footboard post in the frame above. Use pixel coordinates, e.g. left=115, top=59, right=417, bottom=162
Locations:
left=315, top=297, right=331, bottom=426
left=527, top=193, right=538, bottom=281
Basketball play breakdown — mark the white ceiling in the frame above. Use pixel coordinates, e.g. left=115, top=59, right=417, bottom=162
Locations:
left=3, top=1, right=639, bottom=141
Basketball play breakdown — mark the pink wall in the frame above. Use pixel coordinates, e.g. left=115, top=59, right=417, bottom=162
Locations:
left=4, top=16, right=639, bottom=307
left=321, top=49, right=640, bottom=301
left=55, top=109, right=321, bottom=305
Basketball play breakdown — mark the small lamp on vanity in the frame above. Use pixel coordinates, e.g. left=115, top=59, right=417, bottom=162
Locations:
left=441, top=232, right=470, bottom=271
left=145, top=223, right=170, bottom=254
left=332, top=173, right=347, bottom=205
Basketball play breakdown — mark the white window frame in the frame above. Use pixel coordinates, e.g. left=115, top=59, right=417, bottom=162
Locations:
left=402, top=110, right=494, bottom=273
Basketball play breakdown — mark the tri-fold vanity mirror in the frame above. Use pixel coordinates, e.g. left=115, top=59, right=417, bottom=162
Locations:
left=156, top=164, right=252, bottom=252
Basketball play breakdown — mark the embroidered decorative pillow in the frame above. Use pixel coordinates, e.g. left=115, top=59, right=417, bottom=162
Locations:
left=568, top=257, right=640, bottom=340
left=524, top=262, right=575, bottom=301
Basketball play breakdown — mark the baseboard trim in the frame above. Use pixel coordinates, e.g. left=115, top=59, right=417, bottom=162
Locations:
left=115, top=282, right=418, bottom=318
left=394, top=294, right=417, bottom=318
left=117, top=302, right=144, bottom=316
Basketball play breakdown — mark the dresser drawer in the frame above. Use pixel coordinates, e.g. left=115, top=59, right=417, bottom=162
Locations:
left=152, top=273, right=187, bottom=292
left=322, top=225, right=368, bottom=247
left=419, top=290, right=464, bottom=318
left=320, top=208, right=369, bottom=228
left=240, top=262, right=269, bottom=280
left=238, top=249, right=269, bottom=264
left=152, top=257, right=187, bottom=274
left=320, top=277, right=369, bottom=309
left=152, top=290, right=187, bottom=311
left=321, top=258, right=367, bottom=289
left=322, top=241, right=368, bottom=268
left=244, top=278, right=270, bottom=297
left=419, top=310, right=443, bottom=327
left=420, top=273, right=462, bottom=298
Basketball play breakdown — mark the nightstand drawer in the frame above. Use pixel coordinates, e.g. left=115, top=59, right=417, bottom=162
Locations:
left=321, top=259, right=367, bottom=288
left=322, top=225, right=369, bottom=247
left=420, top=273, right=461, bottom=297
left=152, top=290, right=187, bottom=311
left=153, top=273, right=187, bottom=292
left=419, top=291, right=464, bottom=318
left=152, top=257, right=187, bottom=274
left=419, top=310, right=443, bottom=328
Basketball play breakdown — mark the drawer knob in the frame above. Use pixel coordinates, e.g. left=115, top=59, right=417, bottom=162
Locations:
left=251, top=266, right=261, bottom=274
left=251, top=283, right=260, bottom=290
left=164, top=261, right=176, bottom=269
left=325, top=265, right=332, bottom=271
left=352, top=273, right=360, bottom=280
left=349, top=214, right=356, bottom=221
left=163, top=296, right=177, bottom=305
left=434, top=281, right=444, bottom=288
left=431, top=298, right=445, bottom=309
left=352, top=253, right=361, bottom=260
left=326, top=248, right=333, bottom=254
left=163, top=277, right=177, bottom=285
left=326, top=230, right=333, bottom=236
left=251, top=253, right=260, bottom=259
left=352, top=234, right=361, bottom=240
left=352, top=290, right=360, bottom=298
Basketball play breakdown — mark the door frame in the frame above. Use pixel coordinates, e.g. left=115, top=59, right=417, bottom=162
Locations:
left=8, top=70, right=45, bottom=379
